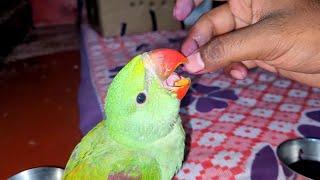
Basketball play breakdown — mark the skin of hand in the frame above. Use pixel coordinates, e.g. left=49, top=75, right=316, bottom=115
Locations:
left=174, top=0, right=320, bottom=88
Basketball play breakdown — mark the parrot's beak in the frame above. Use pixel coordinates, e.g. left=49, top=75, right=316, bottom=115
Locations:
left=144, top=49, right=191, bottom=100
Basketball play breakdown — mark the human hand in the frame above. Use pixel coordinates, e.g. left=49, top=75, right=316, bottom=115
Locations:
left=174, top=0, right=320, bottom=88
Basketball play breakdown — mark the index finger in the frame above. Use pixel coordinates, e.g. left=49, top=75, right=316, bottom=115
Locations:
left=181, top=1, right=252, bottom=57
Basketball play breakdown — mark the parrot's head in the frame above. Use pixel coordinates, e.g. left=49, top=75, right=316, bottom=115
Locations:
left=105, top=49, right=190, bottom=146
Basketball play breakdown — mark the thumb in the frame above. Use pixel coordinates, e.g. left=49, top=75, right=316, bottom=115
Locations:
left=184, top=18, right=283, bottom=73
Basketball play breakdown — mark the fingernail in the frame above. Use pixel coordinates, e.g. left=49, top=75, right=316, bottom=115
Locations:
left=173, top=6, right=178, bottom=19
left=181, top=39, right=198, bottom=56
left=173, top=4, right=184, bottom=21
left=230, top=70, right=246, bottom=79
left=184, top=52, right=205, bottom=74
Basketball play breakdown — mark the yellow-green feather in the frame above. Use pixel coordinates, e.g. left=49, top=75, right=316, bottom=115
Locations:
left=63, top=121, right=163, bottom=179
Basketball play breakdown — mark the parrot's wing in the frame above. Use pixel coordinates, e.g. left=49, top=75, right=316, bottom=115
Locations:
left=64, top=151, right=161, bottom=179
left=63, top=121, right=112, bottom=179
left=107, top=154, right=161, bottom=180
left=63, top=121, right=162, bottom=180
left=63, top=121, right=106, bottom=173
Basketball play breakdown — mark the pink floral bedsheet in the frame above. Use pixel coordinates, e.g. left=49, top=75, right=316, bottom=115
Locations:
left=79, top=24, right=320, bottom=179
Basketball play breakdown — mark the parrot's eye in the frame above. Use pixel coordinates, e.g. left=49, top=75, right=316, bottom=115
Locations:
left=136, top=92, right=146, bottom=104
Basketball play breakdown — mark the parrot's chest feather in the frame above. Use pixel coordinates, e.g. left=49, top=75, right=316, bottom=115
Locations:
left=146, top=118, right=185, bottom=179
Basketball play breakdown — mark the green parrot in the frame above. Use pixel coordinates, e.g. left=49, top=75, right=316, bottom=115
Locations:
left=63, top=49, right=191, bottom=180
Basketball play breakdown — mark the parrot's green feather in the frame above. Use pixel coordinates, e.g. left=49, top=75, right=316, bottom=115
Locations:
left=63, top=121, right=163, bottom=179
left=63, top=54, right=185, bottom=180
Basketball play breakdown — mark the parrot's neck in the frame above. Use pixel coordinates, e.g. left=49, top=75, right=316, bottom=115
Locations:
left=105, top=115, right=181, bottom=148
left=106, top=119, right=142, bottom=148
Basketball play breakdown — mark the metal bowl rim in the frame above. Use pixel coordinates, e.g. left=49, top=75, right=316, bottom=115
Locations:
left=8, top=166, right=64, bottom=179
left=276, top=137, right=320, bottom=155
left=276, top=137, right=320, bottom=179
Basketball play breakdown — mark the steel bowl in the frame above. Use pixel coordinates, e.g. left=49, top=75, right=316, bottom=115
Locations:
left=277, top=138, right=320, bottom=180
left=8, top=167, right=64, bottom=180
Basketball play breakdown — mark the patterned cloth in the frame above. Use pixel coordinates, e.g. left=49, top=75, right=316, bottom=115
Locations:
left=79, top=24, right=320, bottom=179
